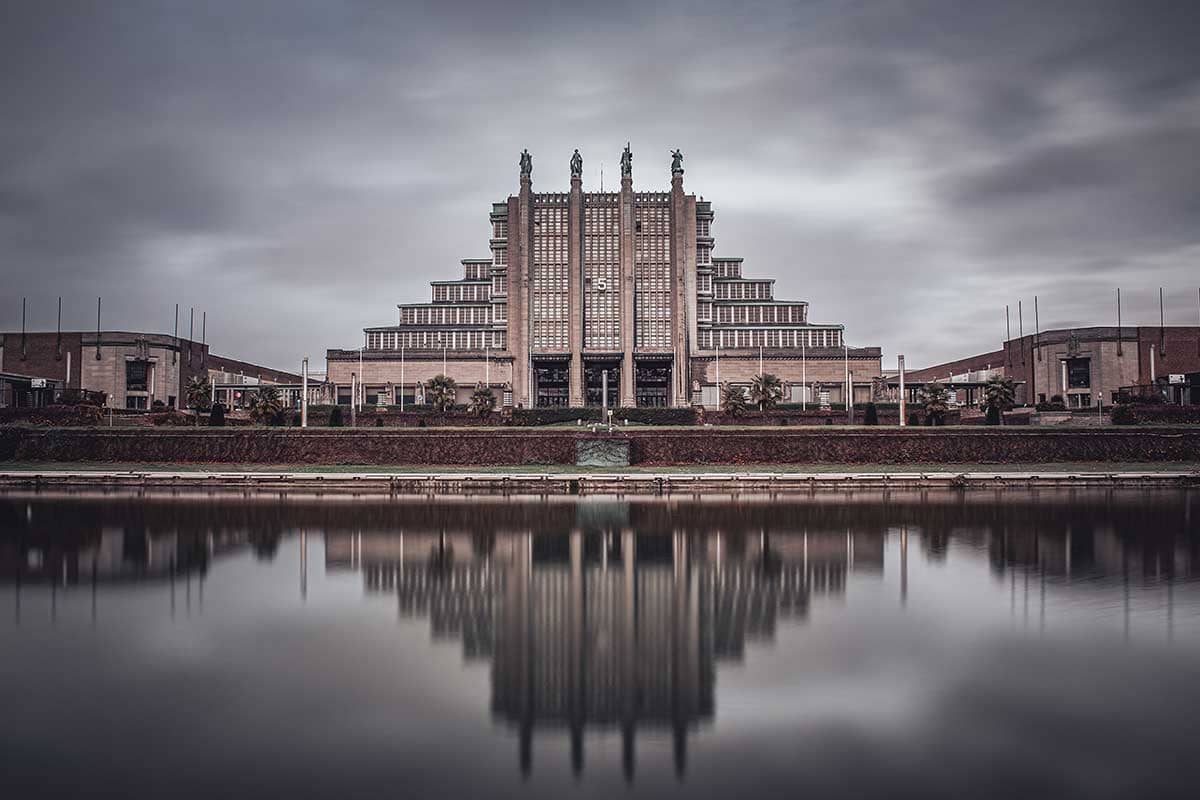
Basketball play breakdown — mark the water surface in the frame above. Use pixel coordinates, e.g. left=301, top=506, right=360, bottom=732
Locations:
left=2, top=490, right=1198, bottom=799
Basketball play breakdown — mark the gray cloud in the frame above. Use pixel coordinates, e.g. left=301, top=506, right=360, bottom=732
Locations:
left=2, top=0, right=1198, bottom=368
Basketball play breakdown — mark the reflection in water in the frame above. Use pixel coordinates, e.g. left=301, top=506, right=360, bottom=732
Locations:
left=327, top=526, right=882, bottom=779
left=0, top=489, right=1197, bottom=796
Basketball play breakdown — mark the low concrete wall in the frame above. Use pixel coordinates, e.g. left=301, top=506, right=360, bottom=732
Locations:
left=2, top=426, right=1199, bottom=466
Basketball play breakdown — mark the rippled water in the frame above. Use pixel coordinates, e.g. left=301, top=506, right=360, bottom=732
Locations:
left=2, top=489, right=1198, bottom=799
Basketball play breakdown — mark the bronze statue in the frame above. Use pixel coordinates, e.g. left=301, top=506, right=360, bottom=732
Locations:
left=620, top=142, right=632, bottom=177
left=570, top=148, right=583, bottom=178
left=671, top=148, right=684, bottom=173
left=519, top=149, right=532, bottom=178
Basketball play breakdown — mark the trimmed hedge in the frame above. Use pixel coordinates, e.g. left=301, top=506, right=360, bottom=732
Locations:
left=512, top=407, right=603, bottom=426
left=0, top=405, right=103, bottom=426
left=1113, top=404, right=1200, bottom=426
left=3, top=426, right=1199, bottom=466
left=614, top=407, right=698, bottom=425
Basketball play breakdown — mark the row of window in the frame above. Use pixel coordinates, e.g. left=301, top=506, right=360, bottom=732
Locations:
left=714, top=281, right=774, bottom=301
left=712, top=261, right=742, bottom=278
left=707, top=303, right=808, bottom=325
left=365, top=330, right=507, bottom=350
left=431, top=283, right=490, bottom=303
left=462, top=262, right=489, bottom=280
left=400, top=306, right=492, bottom=326
left=698, top=328, right=843, bottom=349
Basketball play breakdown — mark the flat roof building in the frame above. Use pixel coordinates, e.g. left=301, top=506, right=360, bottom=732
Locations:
left=0, top=330, right=303, bottom=410
left=328, top=146, right=881, bottom=408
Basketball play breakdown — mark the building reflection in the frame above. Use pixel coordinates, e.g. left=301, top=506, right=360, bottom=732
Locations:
left=326, top=522, right=884, bottom=780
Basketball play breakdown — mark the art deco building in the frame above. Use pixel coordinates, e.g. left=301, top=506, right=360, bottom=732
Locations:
left=327, top=146, right=882, bottom=408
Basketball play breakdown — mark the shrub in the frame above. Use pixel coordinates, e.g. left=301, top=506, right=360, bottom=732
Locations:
left=469, top=387, right=497, bottom=417
left=749, top=373, right=784, bottom=411
left=426, top=375, right=457, bottom=413
left=1111, top=404, right=1137, bottom=425
left=921, top=383, right=949, bottom=426
left=151, top=399, right=166, bottom=411
left=985, top=405, right=1001, bottom=426
left=863, top=403, right=879, bottom=425
left=328, top=406, right=344, bottom=427
left=374, top=417, right=384, bottom=427
left=721, top=384, right=749, bottom=417
left=209, top=402, right=226, bottom=427
left=248, top=386, right=284, bottom=424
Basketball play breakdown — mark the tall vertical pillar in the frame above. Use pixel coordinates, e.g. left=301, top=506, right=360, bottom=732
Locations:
left=619, top=173, right=636, bottom=407
left=568, top=173, right=584, bottom=406
left=508, top=172, right=533, bottom=407
left=669, top=169, right=694, bottom=407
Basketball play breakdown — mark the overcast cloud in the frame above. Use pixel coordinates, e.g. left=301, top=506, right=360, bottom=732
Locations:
left=2, top=0, right=1198, bottom=369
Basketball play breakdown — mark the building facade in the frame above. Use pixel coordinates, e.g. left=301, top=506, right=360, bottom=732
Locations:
left=0, top=330, right=304, bottom=409
left=328, top=146, right=881, bottom=408
left=908, top=325, right=1200, bottom=407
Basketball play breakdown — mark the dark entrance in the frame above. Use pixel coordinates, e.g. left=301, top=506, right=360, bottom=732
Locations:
left=635, top=361, right=671, bottom=407
left=533, top=361, right=570, bottom=407
left=585, top=362, right=620, bottom=407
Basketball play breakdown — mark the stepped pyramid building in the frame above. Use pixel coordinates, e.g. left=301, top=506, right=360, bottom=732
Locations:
left=327, top=146, right=881, bottom=408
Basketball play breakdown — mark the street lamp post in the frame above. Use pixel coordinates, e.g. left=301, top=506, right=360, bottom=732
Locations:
left=301, top=357, right=309, bottom=428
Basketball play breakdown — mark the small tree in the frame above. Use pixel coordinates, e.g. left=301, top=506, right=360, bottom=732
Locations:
left=921, top=382, right=949, bottom=426
left=209, top=401, right=226, bottom=427
left=863, top=402, right=879, bottom=425
left=427, top=374, right=457, bottom=412
left=248, top=385, right=284, bottom=424
left=328, top=406, right=344, bottom=427
left=983, top=375, right=1015, bottom=425
left=469, top=386, right=496, bottom=417
left=185, top=375, right=212, bottom=413
left=721, top=383, right=749, bottom=417
left=749, top=373, right=784, bottom=411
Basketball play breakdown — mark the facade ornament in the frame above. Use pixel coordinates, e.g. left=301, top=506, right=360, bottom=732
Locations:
left=670, top=148, right=684, bottom=174
left=570, top=149, right=583, bottom=178
left=519, top=149, right=532, bottom=178
left=620, top=142, right=632, bottom=177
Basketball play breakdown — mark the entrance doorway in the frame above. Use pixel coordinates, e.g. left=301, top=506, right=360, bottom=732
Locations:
left=533, top=362, right=570, bottom=407
left=585, top=362, right=619, bottom=407
left=635, top=361, right=671, bottom=407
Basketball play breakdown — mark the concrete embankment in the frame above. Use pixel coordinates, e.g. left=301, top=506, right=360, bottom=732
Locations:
left=0, top=469, right=1196, bottom=495
left=2, top=426, right=1200, bottom=466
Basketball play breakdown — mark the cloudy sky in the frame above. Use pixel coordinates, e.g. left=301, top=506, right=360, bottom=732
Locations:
left=2, top=0, right=1198, bottom=370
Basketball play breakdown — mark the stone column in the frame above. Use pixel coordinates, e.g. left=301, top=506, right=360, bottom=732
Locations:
left=568, top=175, right=584, bottom=406
left=669, top=170, right=694, bottom=407
left=619, top=173, right=636, bottom=407
left=508, top=176, right=532, bottom=407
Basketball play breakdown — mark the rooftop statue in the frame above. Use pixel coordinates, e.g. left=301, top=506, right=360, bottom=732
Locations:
left=570, top=148, right=583, bottom=178
left=620, top=142, right=632, bottom=177
left=519, top=149, right=532, bottom=178
left=671, top=148, right=684, bottom=174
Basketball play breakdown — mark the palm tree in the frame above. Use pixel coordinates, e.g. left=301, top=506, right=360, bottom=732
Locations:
left=469, top=385, right=496, bottom=417
left=248, top=385, right=284, bottom=424
left=983, top=375, right=1016, bottom=425
left=185, top=375, right=212, bottom=413
left=721, top=383, right=749, bottom=416
left=921, top=382, right=949, bottom=426
left=427, top=374, right=457, bottom=412
left=749, top=372, right=784, bottom=410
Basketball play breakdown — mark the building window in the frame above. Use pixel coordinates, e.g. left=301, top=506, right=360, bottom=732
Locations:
left=125, top=396, right=147, bottom=410
left=1067, top=358, right=1091, bottom=389
left=126, top=360, right=149, bottom=392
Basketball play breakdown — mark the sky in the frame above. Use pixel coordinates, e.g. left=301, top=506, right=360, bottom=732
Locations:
left=2, top=0, right=1198, bottom=370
